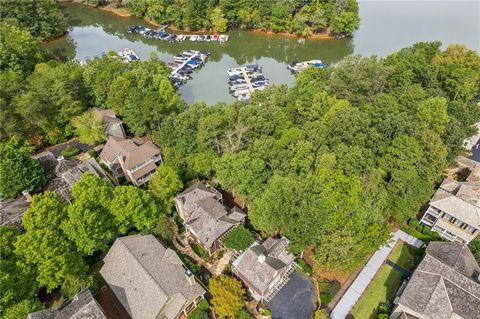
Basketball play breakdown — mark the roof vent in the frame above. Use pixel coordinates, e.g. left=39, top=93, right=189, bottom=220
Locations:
left=258, top=254, right=266, bottom=263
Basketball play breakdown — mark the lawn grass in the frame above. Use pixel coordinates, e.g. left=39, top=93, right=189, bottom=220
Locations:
left=350, top=242, right=421, bottom=319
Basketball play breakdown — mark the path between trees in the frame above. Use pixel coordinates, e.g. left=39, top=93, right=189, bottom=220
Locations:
left=330, top=230, right=424, bottom=319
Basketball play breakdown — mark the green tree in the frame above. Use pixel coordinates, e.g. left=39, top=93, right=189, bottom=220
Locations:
left=62, top=174, right=116, bottom=254
left=0, top=227, right=38, bottom=315
left=0, top=0, right=67, bottom=40
left=71, top=110, right=105, bottom=145
left=2, top=299, right=43, bottom=319
left=0, top=137, right=46, bottom=199
left=209, top=275, right=245, bottom=318
left=15, top=192, right=86, bottom=291
left=61, top=274, right=97, bottom=299
left=0, top=19, right=46, bottom=75
left=222, top=225, right=255, bottom=252
left=152, top=215, right=175, bottom=244
left=210, top=7, right=228, bottom=32
left=330, top=11, right=360, bottom=35
left=16, top=63, right=88, bottom=145
left=148, top=165, right=183, bottom=213
left=110, top=185, right=160, bottom=233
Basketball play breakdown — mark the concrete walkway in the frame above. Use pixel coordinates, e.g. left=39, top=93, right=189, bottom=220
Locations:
left=330, top=230, right=424, bottom=319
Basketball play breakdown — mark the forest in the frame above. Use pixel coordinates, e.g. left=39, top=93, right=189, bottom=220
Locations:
left=79, top=0, right=360, bottom=36
left=1, top=1, right=480, bottom=318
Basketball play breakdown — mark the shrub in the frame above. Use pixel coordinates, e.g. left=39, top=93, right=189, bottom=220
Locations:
left=190, top=241, right=209, bottom=258
left=262, top=308, right=272, bottom=315
left=222, top=225, right=255, bottom=252
left=197, top=299, right=209, bottom=311
left=61, top=274, right=97, bottom=298
left=296, top=258, right=313, bottom=275
left=314, top=309, right=328, bottom=319
left=236, top=308, right=254, bottom=319
left=61, top=145, right=81, bottom=158
left=408, top=218, right=419, bottom=228
left=87, top=149, right=97, bottom=158
left=320, top=291, right=331, bottom=304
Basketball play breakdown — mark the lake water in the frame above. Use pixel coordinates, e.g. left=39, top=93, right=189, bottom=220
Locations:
left=48, top=1, right=480, bottom=105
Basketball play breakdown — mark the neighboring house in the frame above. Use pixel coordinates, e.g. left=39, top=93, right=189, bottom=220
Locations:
left=32, top=151, right=59, bottom=181
left=463, top=122, right=480, bottom=151
left=0, top=192, right=31, bottom=228
left=391, top=241, right=480, bottom=319
left=174, top=182, right=247, bottom=255
left=420, top=171, right=480, bottom=243
left=100, top=234, right=205, bottom=319
left=92, top=107, right=126, bottom=139
left=99, top=136, right=162, bottom=187
left=27, top=288, right=107, bottom=319
left=232, top=236, right=296, bottom=302
left=46, top=157, right=111, bottom=202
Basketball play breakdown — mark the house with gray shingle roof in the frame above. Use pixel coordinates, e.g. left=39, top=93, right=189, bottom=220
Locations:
left=100, top=234, right=205, bottom=319
left=420, top=169, right=480, bottom=243
left=92, top=107, right=126, bottom=140
left=99, top=136, right=162, bottom=187
left=174, top=182, right=246, bottom=255
left=232, top=236, right=296, bottom=302
left=391, top=241, right=480, bottom=319
left=27, top=288, right=106, bottom=319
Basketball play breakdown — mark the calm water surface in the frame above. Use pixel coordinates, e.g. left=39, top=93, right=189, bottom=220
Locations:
left=48, top=1, right=479, bottom=105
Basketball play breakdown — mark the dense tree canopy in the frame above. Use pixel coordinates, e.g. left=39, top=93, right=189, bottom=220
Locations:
left=71, top=110, right=105, bottom=145
left=113, top=0, right=360, bottom=36
left=15, top=192, right=86, bottom=291
left=62, top=174, right=116, bottom=254
left=148, top=165, right=183, bottom=213
left=0, top=137, right=46, bottom=199
left=156, top=42, right=480, bottom=271
left=0, top=0, right=67, bottom=40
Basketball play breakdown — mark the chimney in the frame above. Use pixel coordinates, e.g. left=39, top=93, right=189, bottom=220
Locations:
left=185, top=269, right=195, bottom=285
left=21, top=190, right=32, bottom=202
left=258, top=254, right=266, bottom=263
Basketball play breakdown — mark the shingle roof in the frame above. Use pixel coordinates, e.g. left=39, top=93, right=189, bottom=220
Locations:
left=100, top=235, right=205, bottom=319
left=177, top=183, right=246, bottom=249
left=32, top=151, right=59, bottom=181
left=92, top=107, right=123, bottom=125
left=397, top=242, right=480, bottom=319
left=46, top=158, right=109, bottom=202
left=0, top=196, right=30, bottom=227
left=430, top=179, right=480, bottom=227
left=232, top=237, right=295, bottom=293
left=99, top=137, right=160, bottom=170
left=27, top=289, right=106, bottom=319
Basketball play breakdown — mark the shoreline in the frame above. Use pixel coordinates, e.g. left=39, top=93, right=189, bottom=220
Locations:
left=65, top=1, right=340, bottom=40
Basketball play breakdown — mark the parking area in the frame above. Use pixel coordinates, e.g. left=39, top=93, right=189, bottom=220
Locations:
left=267, top=272, right=315, bottom=319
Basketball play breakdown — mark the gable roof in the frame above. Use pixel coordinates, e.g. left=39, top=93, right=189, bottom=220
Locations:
left=397, top=242, right=480, bottom=319
left=28, top=289, right=106, bottom=319
left=177, top=183, right=246, bottom=249
left=232, top=237, right=295, bottom=293
left=99, top=137, right=160, bottom=170
left=430, top=178, right=480, bottom=227
left=92, top=107, right=123, bottom=125
left=46, top=158, right=109, bottom=202
left=100, top=235, right=205, bottom=319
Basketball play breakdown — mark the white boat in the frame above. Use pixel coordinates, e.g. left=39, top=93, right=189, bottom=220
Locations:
left=230, top=84, right=249, bottom=91
left=287, top=60, right=325, bottom=73
left=117, top=48, right=139, bottom=63
left=190, top=35, right=198, bottom=41
left=227, top=68, right=244, bottom=76
left=233, top=89, right=251, bottom=97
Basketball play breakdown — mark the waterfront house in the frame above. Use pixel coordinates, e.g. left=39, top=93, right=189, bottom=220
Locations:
left=174, top=182, right=246, bottom=255
left=100, top=235, right=205, bottom=319
left=99, top=136, right=162, bottom=187
left=27, top=288, right=106, bottom=319
left=92, top=107, right=126, bottom=139
left=420, top=171, right=480, bottom=244
left=391, top=241, right=480, bottom=319
left=232, top=236, right=296, bottom=302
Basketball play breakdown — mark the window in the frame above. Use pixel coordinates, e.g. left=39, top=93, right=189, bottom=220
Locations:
left=442, top=212, right=452, bottom=220
left=465, top=225, right=477, bottom=234
left=453, top=219, right=464, bottom=228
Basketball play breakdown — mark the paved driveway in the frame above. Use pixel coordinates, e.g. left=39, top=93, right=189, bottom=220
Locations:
left=267, top=272, right=315, bottom=319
